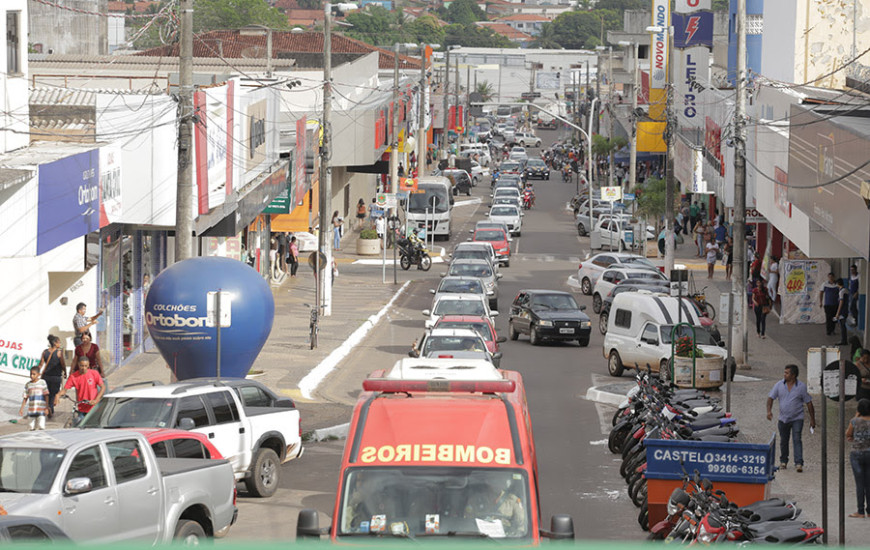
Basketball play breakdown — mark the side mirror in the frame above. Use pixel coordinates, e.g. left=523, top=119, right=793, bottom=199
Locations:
left=440, top=273, right=447, bottom=278
left=718, top=340, right=725, bottom=347
left=508, top=238, right=513, bottom=243
left=580, top=305, right=587, bottom=311
left=487, top=290, right=495, bottom=296
left=422, top=310, right=431, bottom=316
left=429, top=289, right=436, bottom=294
left=540, top=514, right=575, bottom=540
left=468, top=229, right=474, bottom=234
left=496, top=273, right=503, bottom=280
left=178, top=417, right=195, bottom=431
left=497, top=336, right=507, bottom=343
left=296, top=509, right=323, bottom=539
left=408, top=349, right=420, bottom=358
left=65, top=477, right=93, bottom=495
left=491, top=311, right=499, bottom=317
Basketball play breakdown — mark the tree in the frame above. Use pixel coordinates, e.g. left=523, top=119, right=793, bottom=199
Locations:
left=344, top=6, right=400, bottom=46
left=529, top=23, right=561, bottom=49
left=192, top=0, right=288, bottom=33
left=297, top=0, right=321, bottom=9
left=547, top=10, right=621, bottom=50
left=405, top=15, right=445, bottom=46
left=712, top=0, right=729, bottom=9
left=444, top=24, right=515, bottom=48
left=475, top=80, right=495, bottom=101
left=593, top=0, right=647, bottom=10
left=440, top=0, right=486, bottom=26
left=636, top=177, right=666, bottom=228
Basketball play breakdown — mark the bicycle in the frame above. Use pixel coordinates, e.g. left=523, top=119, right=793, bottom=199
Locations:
left=689, top=286, right=716, bottom=320
left=61, top=394, right=91, bottom=428
left=304, top=303, right=325, bottom=350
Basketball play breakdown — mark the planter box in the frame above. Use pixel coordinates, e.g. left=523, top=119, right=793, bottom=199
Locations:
left=357, top=238, right=381, bottom=255
left=673, top=355, right=724, bottom=389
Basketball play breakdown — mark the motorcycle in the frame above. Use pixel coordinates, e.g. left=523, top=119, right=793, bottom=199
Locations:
left=562, top=167, right=572, bottom=182
left=522, top=190, right=535, bottom=210
left=397, top=237, right=432, bottom=271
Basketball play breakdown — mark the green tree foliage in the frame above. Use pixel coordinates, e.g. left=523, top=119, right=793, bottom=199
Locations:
left=444, top=24, right=515, bottom=48
left=475, top=80, right=495, bottom=101
left=546, top=9, right=621, bottom=50
left=439, top=0, right=486, bottom=26
left=636, top=177, right=667, bottom=224
left=297, top=0, right=322, bottom=9
left=405, top=15, right=446, bottom=46
left=344, top=6, right=401, bottom=46
left=193, top=0, right=288, bottom=33
left=593, top=0, right=648, bottom=10
left=530, top=23, right=561, bottom=49
left=712, top=0, right=729, bottom=9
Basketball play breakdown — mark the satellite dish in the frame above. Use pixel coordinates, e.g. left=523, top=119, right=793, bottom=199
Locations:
left=240, top=46, right=267, bottom=58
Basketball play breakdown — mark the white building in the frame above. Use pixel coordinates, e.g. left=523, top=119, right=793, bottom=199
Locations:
left=2, top=1, right=28, bottom=155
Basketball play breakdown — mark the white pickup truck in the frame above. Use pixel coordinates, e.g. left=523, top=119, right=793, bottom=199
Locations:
left=0, top=430, right=236, bottom=544
left=78, top=378, right=303, bottom=498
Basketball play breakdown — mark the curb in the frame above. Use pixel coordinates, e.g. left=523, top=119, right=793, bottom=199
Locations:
left=585, top=386, right=627, bottom=407
left=308, top=422, right=350, bottom=442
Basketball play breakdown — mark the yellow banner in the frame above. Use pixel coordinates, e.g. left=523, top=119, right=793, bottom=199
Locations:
left=637, top=122, right=667, bottom=152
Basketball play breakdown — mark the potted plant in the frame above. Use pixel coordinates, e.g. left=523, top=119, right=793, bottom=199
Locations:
left=357, top=228, right=381, bottom=255
left=671, top=334, right=724, bottom=389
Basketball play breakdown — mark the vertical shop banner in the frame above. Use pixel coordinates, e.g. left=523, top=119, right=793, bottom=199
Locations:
left=244, top=99, right=268, bottom=172
left=672, top=12, right=714, bottom=49
left=674, top=47, right=710, bottom=133
left=205, top=85, right=229, bottom=210
left=193, top=90, right=209, bottom=215
left=225, top=80, right=235, bottom=196
left=295, top=117, right=307, bottom=207
left=650, top=0, right=670, bottom=90
left=99, top=146, right=122, bottom=227
left=781, top=260, right=828, bottom=324
left=37, top=149, right=100, bottom=255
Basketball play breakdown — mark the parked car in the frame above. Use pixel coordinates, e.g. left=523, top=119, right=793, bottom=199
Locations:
left=0, top=516, right=72, bottom=543
left=79, top=378, right=303, bottom=498
left=598, top=284, right=671, bottom=335
left=0, top=430, right=236, bottom=544
left=473, top=227, right=511, bottom=268
left=430, top=275, right=490, bottom=309
left=444, top=258, right=502, bottom=309
left=409, top=328, right=501, bottom=367
left=488, top=204, right=523, bottom=236
left=591, top=267, right=668, bottom=313
left=130, top=428, right=224, bottom=460
left=433, top=314, right=505, bottom=357
left=524, top=158, right=550, bottom=180
left=576, top=252, right=660, bottom=295
left=422, top=294, right=497, bottom=329
left=515, top=132, right=542, bottom=148
left=603, top=293, right=725, bottom=379
left=508, top=289, right=592, bottom=346
left=469, top=160, right=490, bottom=185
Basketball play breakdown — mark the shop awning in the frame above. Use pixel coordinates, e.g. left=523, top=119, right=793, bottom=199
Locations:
left=346, top=160, right=390, bottom=174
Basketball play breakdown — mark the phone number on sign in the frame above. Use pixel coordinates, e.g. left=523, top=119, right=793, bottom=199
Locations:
left=707, top=464, right=766, bottom=476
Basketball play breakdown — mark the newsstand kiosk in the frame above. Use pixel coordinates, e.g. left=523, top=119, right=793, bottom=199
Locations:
left=645, top=436, right=776, bottom=529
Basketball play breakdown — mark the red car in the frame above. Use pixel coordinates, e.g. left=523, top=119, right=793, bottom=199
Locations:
left=473, top=228, right=511, bottom=267
left=125, top=428, right=223, bottom=460
left=433, top=315, right=506, bottom=356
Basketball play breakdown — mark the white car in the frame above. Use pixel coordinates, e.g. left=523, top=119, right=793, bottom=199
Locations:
left=422, top=294, right=497, bottom=329
left=458, top=144, right=492, bottom=168
left=470, top=160, right=490, bottom=185
left=591, top=267, right=668, bottom=314
left=488, top=204, right=523, bottom=236
left=452, top=241, right=499, bottom=271
left=509, top=147, right=528, bottom=163
left=410, top=328, right=499, bottom=366
left=515, top=132, right=541, bottom=148
left=493, top=186, right=522, bottom=200
left=577, top=252, right=660, bottom=295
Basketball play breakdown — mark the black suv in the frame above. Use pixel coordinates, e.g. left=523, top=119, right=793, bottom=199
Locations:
left=443, top=169, right=473, bottom=196
left=508, top=289, right=591, bottom=346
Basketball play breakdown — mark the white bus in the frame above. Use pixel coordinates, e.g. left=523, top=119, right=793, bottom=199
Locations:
left=405, top=176, right=453, bottom=240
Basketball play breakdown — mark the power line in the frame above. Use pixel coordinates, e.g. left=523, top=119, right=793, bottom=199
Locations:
left=743, top=152, right=870, bottom=190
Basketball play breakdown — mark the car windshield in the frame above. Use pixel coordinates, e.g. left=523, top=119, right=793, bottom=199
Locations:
left=453, top=250, right=489, bottom=262
left=337, top=467, right=531, bottom=539
left=512, top=147, right=525, bottom=153
left=422, top=336, right=488, bottom=354
left=495, top=189, right=519, bottom=197
left=0, top=448, right=66, bottom=494
left=527, top=160, right=545, bottom=167
left=409, top=184, right=450, bottom=214
left=530, top=294, right=580, bottom=311
left=438, top=280, right=484, bottom=294
left=491, top=207, right=518, bottom=217
left=475, top=230, right=505, bottom=242
left=78, top=397, right=176, bottom=428
left=437, top=321, right=493, bottom=341
left=621, top=257, right=656, bottom=269
left=661, top=325, right=719, bottom=345
left=625, top=271, right=665, bottom=281
left=434, top=299, right=487, bottom=316
left=500, top=162, right=520, bottom=172
left=449, top=263, right=493, bottom=278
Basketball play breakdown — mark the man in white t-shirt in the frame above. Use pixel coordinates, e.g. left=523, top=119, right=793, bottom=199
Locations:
left=705, top=235, right=719, bottom=280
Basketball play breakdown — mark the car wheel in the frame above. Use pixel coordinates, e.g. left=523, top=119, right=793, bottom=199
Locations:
left=508, top=320, right=519, bottom=340
left=535, top=141, right=541, bottom=147
left=592, top=293, right=602, bottom=314
left=608, top=350, right=624, bottom=377
left=489, top=299, right=498, bottom=311
left=466, top=189, right=471, bottom=196
left=599, top=311, right=609, bottom=335
left=245, top=447, right=280, bottom=498
left=578, top=338, right=589, bottom=347
left=174, top=519, right=207, bottom=544
left=472, top=177, right=478, bottom=187
left=577, top=223, right=587, bottom=237
left=581, top=277, right=592, bottom=295
left=504, top=259, right=510, bottom=268
left=516, top=231, right=521, bottom=237
left=529, top=325, right=540, bottom=346
left=659, top=359, right=671, bottom=384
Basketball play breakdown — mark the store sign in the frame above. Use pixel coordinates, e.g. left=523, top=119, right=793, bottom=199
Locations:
left=99, top=146, right=122, bottom=227
left=774, top=166, right=791, bottom=217
left=536, top=72, right=561, bottom=90
left=650, top=0, right=670, bottom=90
left=145, top=257, right=275, bottom=380
left=0, top=335, right=41, bottom=378
left=673, top=12, right=714, bottom=49
left=295, top=117, right=307, bottom=207
left=645, top=437, right=776, bottom=484
left=245, top=99, right=268, bottom=171
left=675, top=0, right=710, bottom=11
left=675, top=47, right=709, bottom=132
left=704, top=116, right=725, bottom=177
left=780, top=260, right=828, bottom=324
left=262, top=184, right=291, bottom=214
left=37, top=149, right=100, bottom=255
left=601, top=186, right=623, bottom=202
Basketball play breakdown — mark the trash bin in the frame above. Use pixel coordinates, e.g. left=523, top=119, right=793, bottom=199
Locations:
left=590, top=230, right=601, bottom=250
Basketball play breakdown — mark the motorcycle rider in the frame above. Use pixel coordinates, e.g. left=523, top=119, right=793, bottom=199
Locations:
left=408, top=229, right=426, bottom=270
left=562, top=162, right=572, bottom=182
left=522, top=182, right=535, bottom=209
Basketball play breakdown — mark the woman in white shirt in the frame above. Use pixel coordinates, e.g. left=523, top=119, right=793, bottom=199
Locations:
left=768, top=257, right=779, bottom=303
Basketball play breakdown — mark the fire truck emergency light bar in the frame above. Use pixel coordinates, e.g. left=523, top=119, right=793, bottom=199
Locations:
left=362, top=379, right=516, bottom=394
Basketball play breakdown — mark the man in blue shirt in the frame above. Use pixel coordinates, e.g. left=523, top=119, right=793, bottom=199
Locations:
left=767, top=364, right=816, bottom=472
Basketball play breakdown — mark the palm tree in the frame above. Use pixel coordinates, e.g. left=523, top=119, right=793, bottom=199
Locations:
left=475, top=81, right=495, bottom=102
left=530, top=22, right=561, bottom=49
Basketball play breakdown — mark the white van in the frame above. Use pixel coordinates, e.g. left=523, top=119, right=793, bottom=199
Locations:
left=458, top=143, right=492, bottom=167
left=602, top=293, right=725, bottom=379
left=406, top=176, right=453, bottom=239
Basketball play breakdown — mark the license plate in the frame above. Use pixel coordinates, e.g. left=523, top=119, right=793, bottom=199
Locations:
left=559, top=328, right=575, bottom=334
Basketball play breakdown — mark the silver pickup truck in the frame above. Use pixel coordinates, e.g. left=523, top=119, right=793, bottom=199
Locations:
left=0, top=430, right=237, bottom=544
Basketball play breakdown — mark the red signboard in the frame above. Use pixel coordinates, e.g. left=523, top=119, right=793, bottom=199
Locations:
left=294, top=117, right=307, bottom=207
left=194, top=90, right=209, bottom=215
left=704, top=116, right=725, bottom=177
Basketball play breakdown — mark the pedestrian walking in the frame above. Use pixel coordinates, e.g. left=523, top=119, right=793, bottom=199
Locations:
left=705, top=234, right=719, bottom=279
left=55, top=356, right=105, bottom=425
left=689, top=201, right=700, bottom=232
left=276, top=232, right=288, bottom=272
left=368, top=198, right=381, bottom=229
left=19, top=367, right=49, bottom=430
left=375, top=215, right=385, bottom=240
left=835, top=278, right=849, bottom=345
left=72, top=302, right=103, bottom=347
left=846, top=398, right=870, bottom=518
left=355, top=198, right=367, bottom=230
left=693, top=220, right=706, bottom=257
left=714, top=221, right=727, bottom=251
left=767, top=364, right=816, bottom=472
left=850, top=264, right=860, bottom=325
left=288, top=236, right=299, bottom=277
left=723, top=236, right=734, bottom=281
left=332, top=211, right=342, bottom=251
left=767, top=256, right=779, bottom=304
left=36, top=334, right=66, bottom=418
left=72, top=331, right=104, bottom=378
left=856, top=350, right=870, bottom=402
left=820, top=272, right=840, bottom=336
left=752, top=279, right=770, bottom=339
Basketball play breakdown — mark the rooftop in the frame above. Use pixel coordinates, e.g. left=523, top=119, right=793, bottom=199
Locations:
left=475, top=22, right=533, bottom=42
left=498, top=13, right=551, bottom=22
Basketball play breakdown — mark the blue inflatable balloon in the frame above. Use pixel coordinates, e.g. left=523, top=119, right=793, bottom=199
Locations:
left=145, top=257, right=274, bottom=380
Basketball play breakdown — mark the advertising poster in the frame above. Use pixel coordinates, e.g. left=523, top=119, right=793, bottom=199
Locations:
left=780, top=260, right=828, bottom=324
left=205, top=85, right=229, bottom=209
left=650, top=0, right=670, bottom=90
left=99, top=145, right=122, bottom=227
left=37, top=149, right=100, bottom=255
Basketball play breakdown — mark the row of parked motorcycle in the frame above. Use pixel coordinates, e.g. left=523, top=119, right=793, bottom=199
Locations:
left=608, top=371, right=822, bottom=543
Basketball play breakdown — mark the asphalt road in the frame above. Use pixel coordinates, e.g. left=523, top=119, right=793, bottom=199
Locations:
left=223, top=130, right=645, bottom=543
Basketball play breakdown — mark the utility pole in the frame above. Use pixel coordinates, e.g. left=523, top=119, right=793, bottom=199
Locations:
left=608, top=45, right=614, bottom=188
left=664, top=26, right=676, bottom=277
left=594, top=53, right=601, bottom=136
left=266, top=27, right=273, bottom=78
left=417, top=46, right=427, bottom=178
left=528, top=64, right=535, bottom=132
left=466, top=63, right=471, bottom=137
left=318, top=3, right=334, bottom=317
left=733, top=0, right=748, bottom=365
left=391, top=43, right=399, bottom=195
left=441, top=49, right=449, bottom=160
left=174, top=0, right=194, bottom=262
left=454, top=55, right=460, bottom=134
left=629, top=41, right=639, bottom=192
left=574, top=68, right=580, bottom=144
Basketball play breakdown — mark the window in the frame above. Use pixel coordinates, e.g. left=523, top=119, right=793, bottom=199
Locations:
left=641, top=324, right=658, bottom=343
left=614, top=309, right=632, bottom=329
left=7, top=524, right=50, bottom=541
left=176, top=396, right=210, bottom=427
left=66, top=446, right=107, bottom=490
left=6, top=12, right=20, bottom=75
left=206, top=391, right=237, bottom=424
left=151, top=441, right=170, bottom=458
left=107, top=440, right=148, bottom=484
left=237, top=386, right=272, bottom=408
left=173, top=438, right=209, bottom=459
left=746, top=14, right=763, bottom=35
